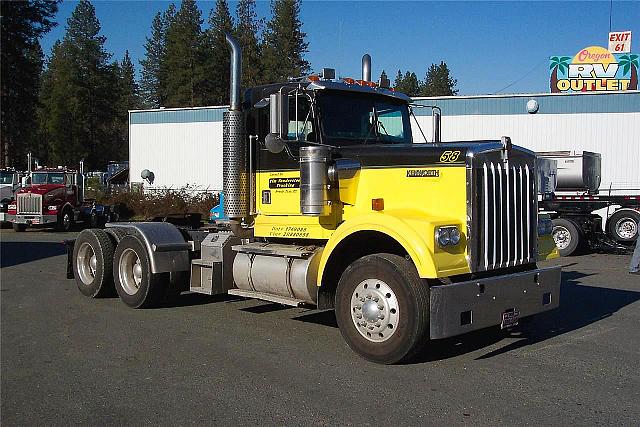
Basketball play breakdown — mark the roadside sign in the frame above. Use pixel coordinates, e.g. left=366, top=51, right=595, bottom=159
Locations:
left=609, top=31, right=631, bottom=53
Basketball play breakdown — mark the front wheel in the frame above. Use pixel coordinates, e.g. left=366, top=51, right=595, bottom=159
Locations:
left=113, top=235, right=169, bottom=308
left=335, top=253, right=430, bottom=364
left=12, top=223, right=27, bottom=232
left=57, top=208, right=74, bottom=232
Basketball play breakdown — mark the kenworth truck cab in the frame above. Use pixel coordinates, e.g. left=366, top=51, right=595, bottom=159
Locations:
left=67, top=35, right=561, bottom=364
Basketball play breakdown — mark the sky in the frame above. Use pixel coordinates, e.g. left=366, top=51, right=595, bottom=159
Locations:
left=40, top=1, right=640, bottom=95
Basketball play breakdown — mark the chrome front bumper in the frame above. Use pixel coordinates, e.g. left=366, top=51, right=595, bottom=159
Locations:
left=0, top=212, right=14, bottom=222
left=14, top=214, right=57, bottom=225
left=429, top=265, right=561, bottom=339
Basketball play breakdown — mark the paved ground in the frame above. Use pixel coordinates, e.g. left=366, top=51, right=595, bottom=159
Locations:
left=1, top=228, right=639, bottom=425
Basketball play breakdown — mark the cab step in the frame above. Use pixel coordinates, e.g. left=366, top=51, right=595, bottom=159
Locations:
left=227, top=289, right=308, bottom=307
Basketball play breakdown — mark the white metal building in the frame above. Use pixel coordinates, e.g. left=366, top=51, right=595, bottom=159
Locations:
left=129, top=106, right=225, bottom=193
left=129, top=90, right=640, bottom=194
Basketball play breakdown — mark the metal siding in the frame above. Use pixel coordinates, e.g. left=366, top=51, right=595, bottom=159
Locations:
left=129, top=121, right=223, bottom=192
left=130, top=107, right=226, bottom=124
left=411, top=111, right=640, bottom=192
left=413, top=91, right=640, bottom=116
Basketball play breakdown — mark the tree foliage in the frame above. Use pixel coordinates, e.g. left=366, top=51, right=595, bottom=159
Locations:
left=139, top=6, right=175, bottom=108
left=38, top=0, right=134, bottom=169
left=420, top=61, right=458, bottom=96
left=200, top=0, right=235, bottom=105
left=393, top=62, right=458, bottom=97
left=235, top=0, right=262, bottom=89
left=262, top=0, right=309, bottom=83
left=163, top=0, right=204, bottom=107
left=1, top=0, right=59, bottom=168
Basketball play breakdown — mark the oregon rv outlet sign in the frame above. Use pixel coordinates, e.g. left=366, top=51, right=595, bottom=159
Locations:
left=549, top=46, right=638, bottom=93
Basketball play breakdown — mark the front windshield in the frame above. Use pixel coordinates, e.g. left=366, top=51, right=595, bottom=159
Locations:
left=317, top=91, right=411, bottom=146
left=0, top=172, right=13, bottom=184
left=31, top=173, right=65, bottom=185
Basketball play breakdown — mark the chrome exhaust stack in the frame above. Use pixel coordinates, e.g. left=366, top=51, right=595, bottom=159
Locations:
left=432, top=107, right=442, bottom=143
left=362, top=54, right=371, bottom=82
left=223, top=33, right=248, bottom=219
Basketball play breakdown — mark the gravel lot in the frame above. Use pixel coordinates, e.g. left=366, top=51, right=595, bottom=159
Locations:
left=1, top=228, right=639, bottom=425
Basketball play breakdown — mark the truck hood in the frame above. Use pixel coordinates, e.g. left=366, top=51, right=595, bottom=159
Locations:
left=17, top=184, right=64, bottom=196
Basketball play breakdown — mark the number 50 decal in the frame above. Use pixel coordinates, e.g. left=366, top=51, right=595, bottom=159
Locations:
left=439, top=150, right=461, bottom=163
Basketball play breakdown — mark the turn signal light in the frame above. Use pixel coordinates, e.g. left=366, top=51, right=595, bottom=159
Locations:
left=371, top=198, right=384, bottom=211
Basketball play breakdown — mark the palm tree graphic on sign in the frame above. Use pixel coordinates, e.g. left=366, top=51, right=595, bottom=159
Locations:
left=618, top=54, right=639, bottom=89
left=549, top=56, right=571, bottom=93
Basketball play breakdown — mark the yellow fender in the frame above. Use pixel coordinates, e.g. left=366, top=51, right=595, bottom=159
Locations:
left=317, top=210, right=466, bottom=285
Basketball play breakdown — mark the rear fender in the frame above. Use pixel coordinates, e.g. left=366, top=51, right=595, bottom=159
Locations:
left=106, top=222, right=190, bottom=273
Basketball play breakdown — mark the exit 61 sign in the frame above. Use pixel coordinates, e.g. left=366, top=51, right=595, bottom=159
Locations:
left=609, top=31, right=631, bottom=53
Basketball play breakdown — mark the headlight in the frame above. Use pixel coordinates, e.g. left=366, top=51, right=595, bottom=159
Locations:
left=48, top=205, right=58, bottom=211
left=8, top=204, right=16, bottom=210
left=537, top=217, right=553, bottom=236
left=435, top=226, right=461, bottom=248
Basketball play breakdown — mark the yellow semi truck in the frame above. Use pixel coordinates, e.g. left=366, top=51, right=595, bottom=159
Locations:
left=67, top=35, right=561, bottom=364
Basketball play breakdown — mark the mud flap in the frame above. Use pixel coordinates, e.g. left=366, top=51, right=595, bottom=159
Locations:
left=64, top=239, right=76, bottom=279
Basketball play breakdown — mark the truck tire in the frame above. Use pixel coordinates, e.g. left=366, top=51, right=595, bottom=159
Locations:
left=12, top=223, right=27, bottom=232
left=335, top=253, right=430, bottom=364
left=57, top=208, right=74, bottom=232
left=113, top=235, right=169, bottom=308
left=73, top=229, right=116, bottom=298
left=606, top=210, right=640, bottom=244
left=552, top=218, right=582, bottom=256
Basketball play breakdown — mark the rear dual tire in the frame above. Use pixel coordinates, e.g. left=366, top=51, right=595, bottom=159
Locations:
left=113, top=235, right=172, bottom=308
left=73, top=229, right=116, bottom=297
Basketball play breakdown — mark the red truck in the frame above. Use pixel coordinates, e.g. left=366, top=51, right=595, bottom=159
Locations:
left=8, top=166, right=113, bottom=232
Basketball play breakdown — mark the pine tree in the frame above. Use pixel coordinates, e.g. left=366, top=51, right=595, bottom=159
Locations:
left=119, top=51, right=141, bottom=111
left=200, top=0, right=235, bottom=105
left=1, top=0, right=58, bottom=168
left=394, top=70, right=420, bottom=96
left=262, top=0, right=309, bottom=83
left=379, top=70, right=388, bottom=84
left=235, top=0, right=262, bottom=88
left=110, top=51, right=142, bottom=161
left=39, top=0, right=120, bottom=169
left=420, top=61, right=458, bottom=96
left=140, top=9, right=170, bottom=108
left=164, top=0, right=204, bottom=107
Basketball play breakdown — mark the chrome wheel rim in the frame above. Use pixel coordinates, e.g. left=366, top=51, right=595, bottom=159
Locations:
left=553, top=226, right=571, bottom=250
left=76, top=242, right=97, bottom=285
left=350, top=279, right=399, bottom=342
left=119, top=248, right=143, bottom=295
left=63, top=212, right=71, bottom=229
left=615, top=218, right=637, bottom=240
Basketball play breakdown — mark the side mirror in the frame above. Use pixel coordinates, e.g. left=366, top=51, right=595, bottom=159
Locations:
left=269, top=92, right=289, bottom=140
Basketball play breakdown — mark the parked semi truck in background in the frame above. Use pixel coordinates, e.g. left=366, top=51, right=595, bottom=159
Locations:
left=66, top=35, right=561, bottom=364
left=9, top=161, right=113, bottom=232
left=538, top=151, right=640, bottom=256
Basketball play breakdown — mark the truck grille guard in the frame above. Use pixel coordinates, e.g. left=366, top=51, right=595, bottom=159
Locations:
left=17, top=193, right=43, bottom=215
left=466, top=144, right=538, bottom=272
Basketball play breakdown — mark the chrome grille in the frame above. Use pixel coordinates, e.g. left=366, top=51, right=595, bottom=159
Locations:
left=471, top=152, right=537, bottom=271
left=17, top=193, right=42, bottom=215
